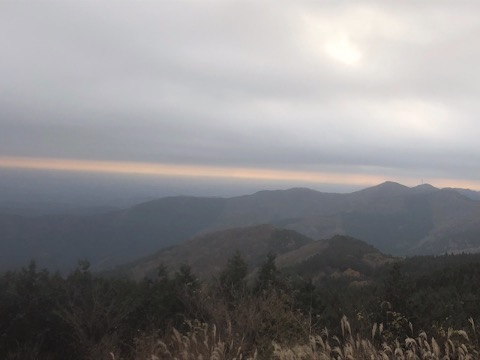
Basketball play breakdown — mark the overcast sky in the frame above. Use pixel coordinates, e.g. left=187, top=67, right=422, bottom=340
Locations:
left=2, top=1, right=480, bottom=191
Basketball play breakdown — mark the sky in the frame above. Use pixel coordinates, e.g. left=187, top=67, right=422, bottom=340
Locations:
left=2, top=1, right=480, bottom=193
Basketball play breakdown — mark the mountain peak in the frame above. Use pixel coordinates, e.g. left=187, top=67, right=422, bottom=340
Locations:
left=411, top=183, right=438, bottom=193
left=277, top=234, right=395, bottom=284
left=354, top=181, right=410, bottom=197
left=377, top=181, right=408, bottom=188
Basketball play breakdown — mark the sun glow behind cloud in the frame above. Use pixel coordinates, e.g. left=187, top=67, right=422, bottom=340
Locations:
left=324, top=35, right=362, bottom=66
left=1, top=156, right=480, bottom=191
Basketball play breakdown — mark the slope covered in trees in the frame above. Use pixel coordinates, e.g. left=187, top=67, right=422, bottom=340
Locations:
left=4, top=251, right=480, bottom=359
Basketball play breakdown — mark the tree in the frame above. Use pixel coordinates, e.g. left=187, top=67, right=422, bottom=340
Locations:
left=174, top=264, right=198, bottom=291
left=255, top=253, right=279, bottom=292
left=58, top=261, right=137, bottom=359
left=219, top=250, right=248, bottom=298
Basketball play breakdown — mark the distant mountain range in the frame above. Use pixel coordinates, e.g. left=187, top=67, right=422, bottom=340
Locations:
left=2, top=181, right=480, bottom=272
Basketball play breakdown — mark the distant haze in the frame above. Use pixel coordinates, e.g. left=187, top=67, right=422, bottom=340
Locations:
left=0, top=168, right=363, bottom=209
left=3, top=180, right=480, bottom=272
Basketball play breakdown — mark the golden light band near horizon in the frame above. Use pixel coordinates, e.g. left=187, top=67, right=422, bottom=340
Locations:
left=1, top=156, right=480, bottom=190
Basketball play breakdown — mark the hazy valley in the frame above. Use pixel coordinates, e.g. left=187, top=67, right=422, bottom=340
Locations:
left=2, top=181, right=480, bottom=272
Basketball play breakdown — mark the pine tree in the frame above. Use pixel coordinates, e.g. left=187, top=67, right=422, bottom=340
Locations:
left=219, top=250, right=248, bottom=298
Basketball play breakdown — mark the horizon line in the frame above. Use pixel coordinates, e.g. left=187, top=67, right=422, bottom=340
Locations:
left=1, top=156, right=479, bottom=191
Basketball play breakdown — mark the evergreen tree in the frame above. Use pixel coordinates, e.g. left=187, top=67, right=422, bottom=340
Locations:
left=219, top=250, right=248, bottom=298
left=255, top=253, right=279, bottom=292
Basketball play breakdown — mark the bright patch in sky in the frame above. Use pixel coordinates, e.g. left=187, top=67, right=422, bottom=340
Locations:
left=324, top=35, right=362, bottom=66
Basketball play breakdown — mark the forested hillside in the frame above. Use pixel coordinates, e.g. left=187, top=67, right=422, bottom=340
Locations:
left=3, top=251, right=480, bottom=359
left=119, top=229, right=395, bottom=281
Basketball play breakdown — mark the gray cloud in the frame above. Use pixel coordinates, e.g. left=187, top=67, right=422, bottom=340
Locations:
left=2, top=1, right=480, bottom=187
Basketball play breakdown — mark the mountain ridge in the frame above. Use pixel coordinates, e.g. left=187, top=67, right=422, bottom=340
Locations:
left=2, top=181, right=480, bottom=271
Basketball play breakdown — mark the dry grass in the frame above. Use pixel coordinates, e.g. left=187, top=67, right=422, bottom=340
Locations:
left=129, top=316, right=480, bottom=360
left=132, top=320, right=256, bottom=360
left=271, top=316, right=480, bottom=360
left=4, top=306, right=478, bottom=360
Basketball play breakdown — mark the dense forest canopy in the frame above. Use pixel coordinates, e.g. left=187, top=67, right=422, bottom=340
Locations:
left=3, top=252, right=480, bottom=359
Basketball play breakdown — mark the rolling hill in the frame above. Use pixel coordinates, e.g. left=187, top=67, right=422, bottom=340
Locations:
left=116, top=225, right=394, bottom=282
left=120, top=224, right=312, bottom=280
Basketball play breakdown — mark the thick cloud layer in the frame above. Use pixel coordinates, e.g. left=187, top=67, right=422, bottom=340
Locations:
left=1, top=1, right=480, bottom=187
